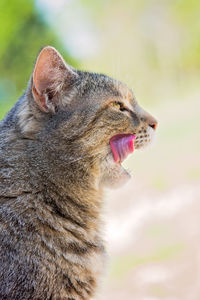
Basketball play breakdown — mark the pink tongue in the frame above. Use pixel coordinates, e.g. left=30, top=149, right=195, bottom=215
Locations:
left=110, top=134, right=136, bottom=163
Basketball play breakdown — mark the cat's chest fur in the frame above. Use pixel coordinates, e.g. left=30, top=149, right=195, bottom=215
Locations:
left=0, top=183, right=106, bottom=299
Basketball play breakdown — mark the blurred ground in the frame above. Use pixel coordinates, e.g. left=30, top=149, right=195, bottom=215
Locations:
left=101, top=182, right=200, bottom=300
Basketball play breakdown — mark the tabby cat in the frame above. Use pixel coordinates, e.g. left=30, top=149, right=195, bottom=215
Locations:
left=0, top=46, right=157, bottom=300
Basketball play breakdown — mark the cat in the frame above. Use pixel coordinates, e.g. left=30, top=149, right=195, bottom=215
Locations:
left=0, top=46, right=157, bottom=300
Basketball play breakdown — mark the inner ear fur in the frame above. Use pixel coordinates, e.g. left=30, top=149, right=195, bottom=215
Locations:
left=32, top=46, right=76, bottom=113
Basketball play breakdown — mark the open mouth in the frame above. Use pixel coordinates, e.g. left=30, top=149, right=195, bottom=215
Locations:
left=110, top=134, right=136, bottom=163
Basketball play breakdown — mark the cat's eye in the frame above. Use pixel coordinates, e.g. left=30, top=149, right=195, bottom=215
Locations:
left=111, top=101, right=128, bottom=112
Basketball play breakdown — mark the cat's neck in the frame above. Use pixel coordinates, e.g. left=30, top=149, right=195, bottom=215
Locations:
left=32, top=150, right=104, bottom=233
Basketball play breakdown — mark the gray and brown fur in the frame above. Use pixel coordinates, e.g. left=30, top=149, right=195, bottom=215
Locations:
left=0, top=46, right=157, bottom=300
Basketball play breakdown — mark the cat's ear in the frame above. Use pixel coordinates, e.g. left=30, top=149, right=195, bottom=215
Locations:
left=32, top=46, right=77, bottom=113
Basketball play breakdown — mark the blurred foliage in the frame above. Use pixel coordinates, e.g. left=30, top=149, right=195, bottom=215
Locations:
left=80, top=0, right=200, bottom=70
left=78, top=0, right=200, bottom=110
left=1, top=0, right=200, bottom=120
left=0, top=0, right=78, bottom=119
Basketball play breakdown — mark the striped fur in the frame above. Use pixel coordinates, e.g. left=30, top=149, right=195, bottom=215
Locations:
left=0, top=47, right=157, bottom=299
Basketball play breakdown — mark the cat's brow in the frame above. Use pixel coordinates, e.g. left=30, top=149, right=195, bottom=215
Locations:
left=122, top=97, right=134, bottom=111
left=105, top=96, right=133, bottom=111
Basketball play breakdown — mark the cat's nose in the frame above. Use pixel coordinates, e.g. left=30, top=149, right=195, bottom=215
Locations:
left=135, top=104, right=158, bottom=130
left=147, top=114, right=158, bottom=130
left=149, top=119, right=157, bottom=130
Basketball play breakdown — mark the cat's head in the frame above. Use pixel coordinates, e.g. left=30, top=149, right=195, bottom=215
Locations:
left=19, top=46, right=157, bottom=189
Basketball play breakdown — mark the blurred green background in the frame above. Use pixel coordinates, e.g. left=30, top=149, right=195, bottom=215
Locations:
left=0, top=0, right=200, bottom=299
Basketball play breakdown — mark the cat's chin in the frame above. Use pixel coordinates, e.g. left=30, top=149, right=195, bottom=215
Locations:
left=100, top=155, right=131, bottom=189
